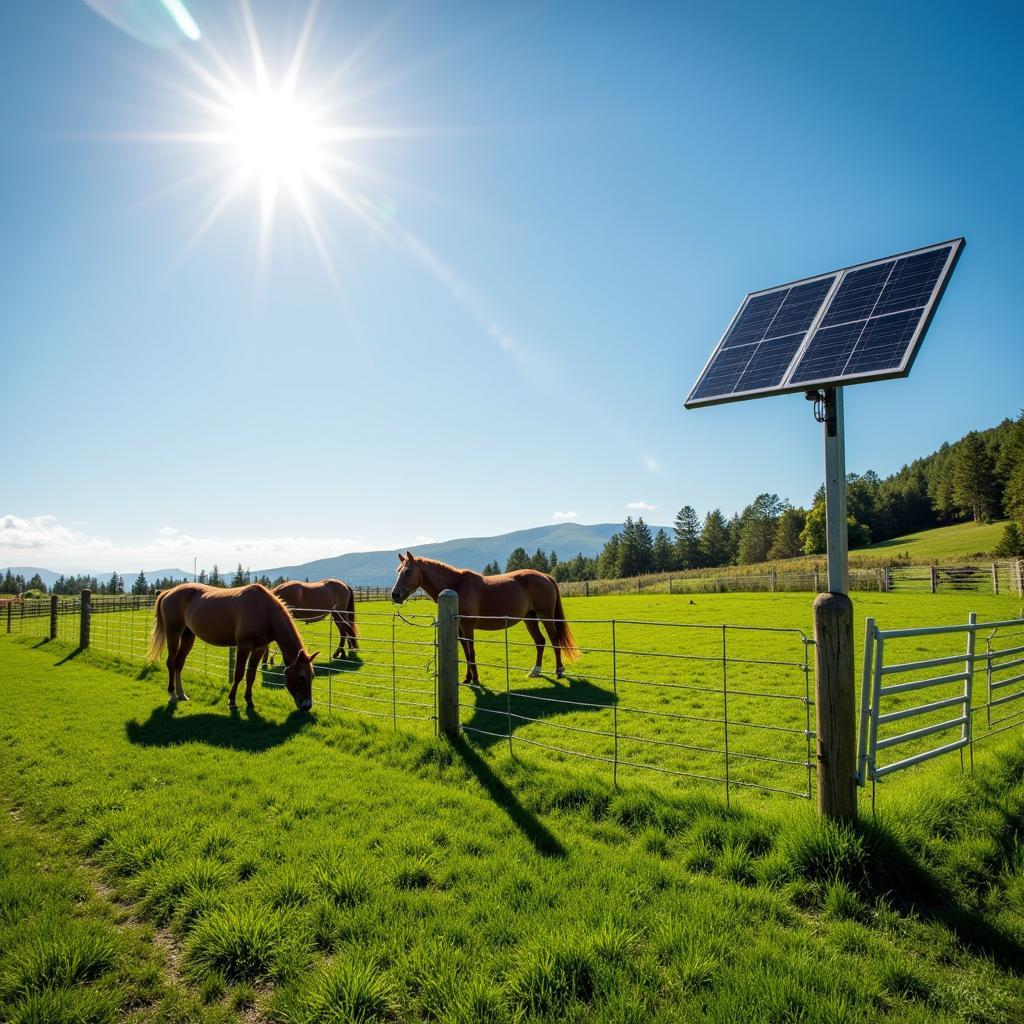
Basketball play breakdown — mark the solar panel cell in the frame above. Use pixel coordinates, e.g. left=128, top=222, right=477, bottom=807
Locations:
left=873, top=248, right=948, bottom=317
left=787, top=321, right=863, bottom=384
left=735, top=333, right=805, bottom=391
left=722, top=291, right=786, bottom=348
left=764, top=277, right=836, bottom=339
left=820, top=263, right=891, bottom=327
left=843, top=309, right=919, bottom=374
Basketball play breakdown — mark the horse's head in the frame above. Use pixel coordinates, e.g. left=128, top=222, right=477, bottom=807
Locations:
left=284, top=650, right=318, bottom=711
left=391, top=551, right=421, bottom=605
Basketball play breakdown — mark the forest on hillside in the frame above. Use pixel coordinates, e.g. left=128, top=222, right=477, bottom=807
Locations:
left=533, top=410, right=1024, bottom=582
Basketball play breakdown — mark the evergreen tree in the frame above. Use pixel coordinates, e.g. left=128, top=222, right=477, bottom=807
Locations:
left=529, top=548, right=551, bottom=573
left=3, top=568, right=16, bottom=593
left=131, top=571, right=148, bottom=596
left=952, top=431, right=998, bottom=522
left=673, top=506, right=702, bottom=569
left=699, top=510, right=731, bottom=567
left=505, top=547, right=530, bottom=572
left=231, top=563, right=247, bottom=587
left=549, top=550, right=558, bottom=570
left=107, top=572, right=124, bottom=594
left=768, top=507, right=807, bottom=560
left=737, top=494, right=787, bottom=564
left=634, top=518, right=654, bottom=575
left=652, top=529, right=675, bottom=572
left=597, top=534, right=622, bottom=579
left=618, top=517, right=640, bottom=577
left=726, top=512, right=742, bottom=563
left=482, top=560, right=501, bottom=576
left=995, top=522, right=1024, bottom=557
left=273, top=575, right=287, bottom=587
left=209, top=564, right=223, bottom=587
left=27, top=573, right=47, bottom=593
left=198, top=569, right=208, bottom=585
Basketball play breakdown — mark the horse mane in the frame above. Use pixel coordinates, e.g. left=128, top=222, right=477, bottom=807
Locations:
left=412, top=557, right=476, bottom=578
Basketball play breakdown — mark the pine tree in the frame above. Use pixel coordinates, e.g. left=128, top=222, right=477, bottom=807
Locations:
left=673, top=506, right=702, bottom=569
left=549, top=550, right=558, bottom=570
left=107, top=572, right=124, bottom=595
left=132, top=571, right=148, bottom=596
left=652, top=529, right=675, bottom=572
left=482, top=560, right=501, bottom=576
left=2, top=569, right=15, bottom=594
left=597, top=534, right=622, bottom=579
left=505, top=547, right=530, bottom=572
left=529, top=548, right=551, bottom=573
left=27, top=573, right=47, bottom=593
left=768, top=508, right=806, bottom=560
left=699, top=510, right=731, bottom=567
left=737, top=494, right=787, bottom=564
left=995, top=522, right=1024, bottom=557
left=634, top=518, right=654, bottom=575
left=231, top=563, right=247, bottom=587
left=198, top=569, right=208, bottom=585
left=209, top=564, right=223, bottom=587
left=952, top=431, right=998, bottom=522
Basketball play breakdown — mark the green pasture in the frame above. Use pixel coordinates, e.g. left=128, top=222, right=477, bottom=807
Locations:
left=11, top=590, right=1024, bottom=801
left=861, top=519, right=1012, bottom=562
left=2, top=628, right=1024, bottom=1023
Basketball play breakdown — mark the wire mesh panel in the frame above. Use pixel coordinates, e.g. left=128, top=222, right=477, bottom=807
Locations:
left=980, top=623, right=1024, bottom=738
left=457, top=614, right=814, bottom=801
left=258, top=605, right=437, bottom=732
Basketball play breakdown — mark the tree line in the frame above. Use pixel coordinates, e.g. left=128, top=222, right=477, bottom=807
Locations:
left=1, top=563, right=296, bottom=597
left=484, top=410, right=1024, bottom=581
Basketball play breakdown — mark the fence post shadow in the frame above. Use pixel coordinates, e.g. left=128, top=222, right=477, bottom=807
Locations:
left=450, top=735, right=566, bottom=859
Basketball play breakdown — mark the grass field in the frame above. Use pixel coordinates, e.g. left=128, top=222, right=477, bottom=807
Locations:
left=2, top=591, right=1024, bottom=1022
left=862, top=520, right=1012, bottom=561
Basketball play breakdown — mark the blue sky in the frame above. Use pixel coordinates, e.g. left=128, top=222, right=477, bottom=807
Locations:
left=2, top=0, right=1022, bottom=573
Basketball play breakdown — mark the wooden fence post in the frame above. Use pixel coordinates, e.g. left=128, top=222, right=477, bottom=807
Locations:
left=80, top=590, right=91, bottom=649
left=992, top=563, right=999, bottom=596
left=5, top=601, right=11, bottom=634
left=813, top=592, right=857, bottom=823
left=813, top=568, right=819, bottom=592
left=437, top=590, right=460, bottom=739
left=584, top=580, right=589, bottom=598
left=49, top=594, right=58, bottom=641
left=883, top=566, right=890, bottom=593
left=930, top=565, right=937, bottom=594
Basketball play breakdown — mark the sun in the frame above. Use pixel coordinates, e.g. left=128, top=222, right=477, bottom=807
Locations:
left=221, top=83, right=326, bottom=193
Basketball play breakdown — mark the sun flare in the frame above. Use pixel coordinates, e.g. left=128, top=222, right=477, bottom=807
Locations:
left=222, top=84, right=326, bottom=192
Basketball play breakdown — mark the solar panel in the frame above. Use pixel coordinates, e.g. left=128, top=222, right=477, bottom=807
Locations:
left=685, top=238, right=964, bottom=408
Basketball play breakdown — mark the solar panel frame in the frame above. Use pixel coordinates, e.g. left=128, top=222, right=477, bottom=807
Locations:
left=684, top=237, right=965, bottom=409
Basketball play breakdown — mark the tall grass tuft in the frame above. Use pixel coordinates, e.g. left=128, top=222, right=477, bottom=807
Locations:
left=184, top=902, right=281, bottom=983
left=275, top=958, right=398, bottom=1024
left=506, top=940, right=597, bottom=1016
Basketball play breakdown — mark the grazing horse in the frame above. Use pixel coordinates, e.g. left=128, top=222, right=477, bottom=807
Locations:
left=147, top=583, right=318, bottom=710
left=390, top=552, right=580, bottom=685
left=261, top=579, right=358, bottom=665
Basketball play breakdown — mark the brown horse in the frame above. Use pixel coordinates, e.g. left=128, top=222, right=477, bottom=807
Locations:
left=147, top=583, right=318, bottom=710
left=390, top=552, right=579, bottom=684
left=261, top=579, right=358, bottom=665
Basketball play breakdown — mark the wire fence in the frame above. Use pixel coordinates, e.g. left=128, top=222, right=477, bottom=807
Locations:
left=455, top=614, right=815, bottom=803
left=859, top=613, right=1024, bottom=806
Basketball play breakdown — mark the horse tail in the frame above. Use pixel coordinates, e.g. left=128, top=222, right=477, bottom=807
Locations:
left=550, top=582, right=580, bottom=663
left=346, top=586, right=359, bottom=649
left=147, top=591, right=167, bottom=661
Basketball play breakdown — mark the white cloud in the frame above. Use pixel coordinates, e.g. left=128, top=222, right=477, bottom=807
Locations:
left=626, top=501, right=657, bottom=511
left=552, top=511, right=578, bottom=521
left=0, top=514, right=370, bottom=574
left=643, top=456, right=661, bottom=474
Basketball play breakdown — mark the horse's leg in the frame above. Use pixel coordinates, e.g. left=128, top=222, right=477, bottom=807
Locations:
left=243, top=648, right=260, bottom=707
left=172, top=629, right=195, bottom=701
left=228, top=644, right=248, bottom=707
left=523, top=614, right=545, bottom=678
left=540, top=615, right=566, bottom=679
left=165, top=629, right=181, bottom=700
left=459, top=634, right=474, bottom=685
left=330, top=610, right=346, bottom=659
left=466, top=627, right=481, bottom=686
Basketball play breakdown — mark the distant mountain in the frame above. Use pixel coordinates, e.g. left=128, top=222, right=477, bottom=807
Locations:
left=1, top=567, right=191, bottom=588
left=257, top=522, right=673, bottom=586
left=4, top=522, right=673, bottom=590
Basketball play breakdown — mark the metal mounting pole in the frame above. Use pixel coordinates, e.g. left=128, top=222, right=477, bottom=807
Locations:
left=823, top=387, right=848, bottom=595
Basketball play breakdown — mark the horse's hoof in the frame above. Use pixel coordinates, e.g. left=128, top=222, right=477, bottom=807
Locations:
left=556, top=669, right=566, bottom=680
left=528, top=666, right=543, bottom=678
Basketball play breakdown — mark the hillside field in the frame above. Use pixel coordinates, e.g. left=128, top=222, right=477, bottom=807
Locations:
left=2, top=590, right=1024, bottom=1023
left=860, top=519, right=1012, bottom=562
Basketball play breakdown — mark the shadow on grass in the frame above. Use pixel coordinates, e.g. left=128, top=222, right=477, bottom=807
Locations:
left=124, top=702, right=308, bottom=752
left=451, top=735, right=566, bottom=859
left=460, top=673, right=615, bottom=751
left=54, top=647, right=84, bottom=665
